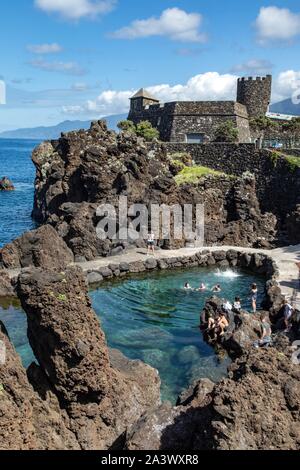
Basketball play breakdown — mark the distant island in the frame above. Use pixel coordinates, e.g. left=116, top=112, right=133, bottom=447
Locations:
left=0, top=114, right=127, bottom=140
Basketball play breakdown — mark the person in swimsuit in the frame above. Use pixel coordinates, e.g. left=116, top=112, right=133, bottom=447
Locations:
left=147, top=232, right=155, bottom=256
left=251, top=283, right=258, bottom=313
left=212, top=284, right=221, bottom=293
left=198, top=283, right=206, bottom=292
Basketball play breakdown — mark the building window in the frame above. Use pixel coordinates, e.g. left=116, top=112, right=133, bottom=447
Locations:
left=157, top=117, right=161, bottom=126
left=186, top=133, right=204, bottom=144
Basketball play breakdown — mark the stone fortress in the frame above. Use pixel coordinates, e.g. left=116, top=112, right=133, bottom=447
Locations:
left=128, top=75, right=272, bottom=143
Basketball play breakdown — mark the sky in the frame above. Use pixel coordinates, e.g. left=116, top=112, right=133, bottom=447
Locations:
left=0, top=0, right=300, bottom=131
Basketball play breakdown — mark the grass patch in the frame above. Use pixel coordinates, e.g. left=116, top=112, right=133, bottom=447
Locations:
left=175, top=165, right=230, bottom=185
left=269, top=150, right=300, bottom=172
left=285, top=155, right=300, bottom=172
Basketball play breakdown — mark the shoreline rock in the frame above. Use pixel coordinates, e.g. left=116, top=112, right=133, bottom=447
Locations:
left=14, top=265, right=161, bottom=450
left=0, top=177, right=14, bottom=191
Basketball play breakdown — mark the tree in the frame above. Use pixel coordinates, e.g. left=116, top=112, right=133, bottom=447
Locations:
left=250, top=116, right=278, bottom=148
left=214, top=121, right=239, bottom=143
left=282, top=118, right=300, bottom=148
left=136, top=121, right=160, bottom=142
left=117, top=120, right=136, bottom=133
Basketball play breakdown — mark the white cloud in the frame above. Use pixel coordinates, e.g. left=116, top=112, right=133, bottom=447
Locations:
left=255, top=6, right=300, bottom=42
left=0, top=80, right=6, bottom=105
left=61, top=70, right=300, bottom=116
left=273, top=70, right=300, bottom=102
left=62, top=72, right=238, bottom=116
left=231, top=59, right=273, bottom=75
left=27, top=43, right=63, bottom=54
left=35, top=0, right=117, bottom=20
left=28, top=58, right=87, bottom=76
left=111, top=7, right=207, bottom=43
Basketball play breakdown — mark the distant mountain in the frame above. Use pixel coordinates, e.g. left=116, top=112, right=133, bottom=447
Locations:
left=270, top=99, right=300, bottom=116
left=0, top=114, right=127, bottom=140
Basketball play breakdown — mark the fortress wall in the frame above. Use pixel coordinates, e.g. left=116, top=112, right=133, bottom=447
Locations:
left=129, top=101, right=251, bottom=143
left=163, top=142, right=300, bottom=221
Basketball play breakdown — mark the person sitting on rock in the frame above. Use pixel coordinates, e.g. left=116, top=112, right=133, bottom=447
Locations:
left=223, top=300, right=232, bottom=313
left=233, top=297, right=242, bottom=312
left=212, top=284, right=221, bottom=293
left=206, top=313, right=216, bottom=331
left=214, top=312, right=229, bottom=338
left=283, top=300, right=294, bottom=332
left=253, top=313, right=272, bottom=348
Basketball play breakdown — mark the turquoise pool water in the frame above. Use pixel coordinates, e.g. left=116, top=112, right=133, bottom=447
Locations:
left=0, top=267, right=266, bottom=403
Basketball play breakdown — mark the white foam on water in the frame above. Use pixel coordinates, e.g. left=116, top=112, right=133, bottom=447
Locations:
left=14, top=183, right=32, bottom=191
left=214, top=269, right=241, bottom=279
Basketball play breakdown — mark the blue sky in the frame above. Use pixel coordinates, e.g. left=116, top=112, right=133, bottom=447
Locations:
left=0, top=0, right=300, bottom=131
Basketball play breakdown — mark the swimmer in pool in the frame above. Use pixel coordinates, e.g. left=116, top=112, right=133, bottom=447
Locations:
left=211, top=284, right=222, bottom=293
left=197, top=283, right=206, bottom=292
left=184, top=282, right=193, bottom=290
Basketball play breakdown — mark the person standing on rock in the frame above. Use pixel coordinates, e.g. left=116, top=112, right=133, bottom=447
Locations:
left=147, top=232, right=156, bottom=256
left=296, top=261, right=300, bottom=288
left=250, top=283, right=258, bottom=313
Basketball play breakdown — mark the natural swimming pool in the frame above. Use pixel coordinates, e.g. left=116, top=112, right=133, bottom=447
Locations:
left=0, top=266, right=266, bottom=403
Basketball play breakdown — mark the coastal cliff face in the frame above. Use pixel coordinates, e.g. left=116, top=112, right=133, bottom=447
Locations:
left=30, top=120, right=277, bottom=262
left=126, top=341, right=300, bottom=450
left=0, top=266, right=161, bottom=450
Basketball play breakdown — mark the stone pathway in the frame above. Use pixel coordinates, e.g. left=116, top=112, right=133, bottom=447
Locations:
left=77, top=244, right=300, bottom=309
left=6, top=244, right=300, bottom=309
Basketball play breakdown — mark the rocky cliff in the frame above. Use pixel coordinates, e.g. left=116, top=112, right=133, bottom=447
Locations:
left=30, top=120, right=277, bottom=262
left=126, top=339, right=300, bottom=450
left=0, top=266, right=160, bottom=450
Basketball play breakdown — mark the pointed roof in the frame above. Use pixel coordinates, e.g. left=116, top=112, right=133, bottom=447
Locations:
left=131, top=88, right=159, bottom=101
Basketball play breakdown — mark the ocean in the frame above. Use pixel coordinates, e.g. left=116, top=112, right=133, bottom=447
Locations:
left=0, top=139, right=39, bottom=247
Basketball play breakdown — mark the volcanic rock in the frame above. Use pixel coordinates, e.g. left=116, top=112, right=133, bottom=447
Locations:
left=31, top=121, right=277, bottom=260
left=16, top=265, right=161, bottom=450
left=0, top=177, right=14, bottom=191
left=0, top=225, right=74, bottom=270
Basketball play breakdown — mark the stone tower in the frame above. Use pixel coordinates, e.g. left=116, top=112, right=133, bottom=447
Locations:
left=237, top=75, right=272, bottom=118
left=129, top=88, right=160, bottom=113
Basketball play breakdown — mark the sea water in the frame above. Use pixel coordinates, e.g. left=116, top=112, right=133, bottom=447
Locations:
left=0, top=139, right=39, bottom=247
left=1, top=266, right=265, bottom=403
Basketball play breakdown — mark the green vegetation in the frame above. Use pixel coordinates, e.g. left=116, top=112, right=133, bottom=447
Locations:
left=175, top=165, right=230, bottom=185
left=117, top=120, right=136, bottom=133
left=57, top=293, right=68, bottom=302
left=117, top=119, right=159, bottom=142
left=269, top=150, right=300, bottom=172
left=168, top=152, right=193, bottom=171
left=214, top=121, right=239, bottom=143
left=284, top=155, right=300, bottom=172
